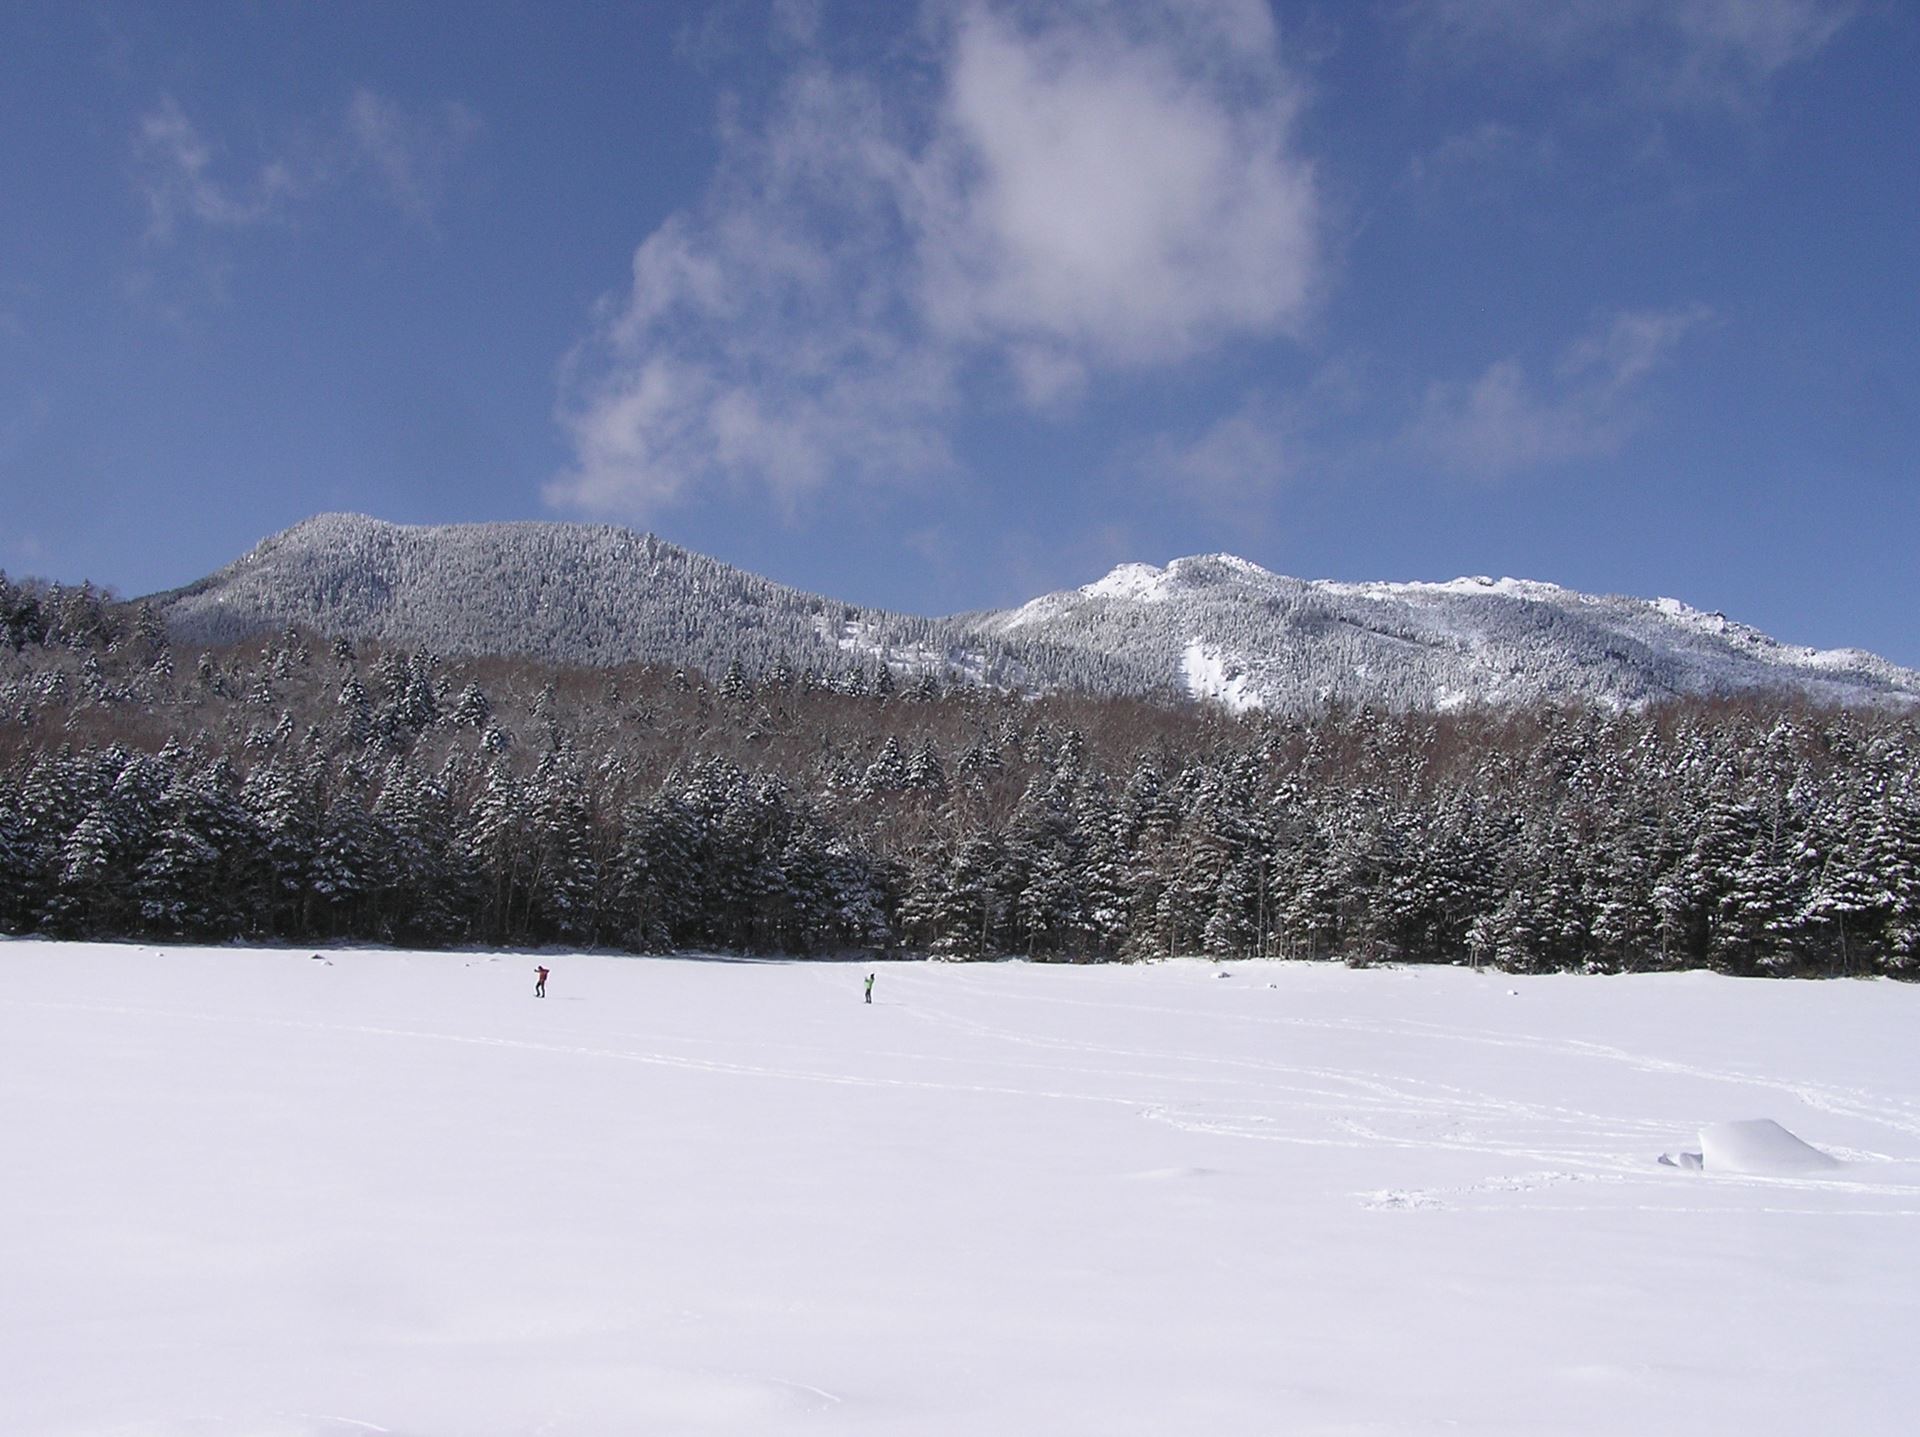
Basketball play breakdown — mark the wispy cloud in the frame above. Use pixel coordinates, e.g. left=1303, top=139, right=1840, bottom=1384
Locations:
left=134, top=96, right=301, bottom=240
left=132, top=89, right=479, bottom=244
left=345, top=89, right=483, bottom=223
left=550, top=60, right=955, bottom=517
left=548, top=0, right=1322, bottom=520
left=1404, top=120, right=1557, bottom=193
left=1410, top=305, right=1713, bottom=479
left=1403, top=0, right=1855, bottom=110
left=1160, top=397, right=1297, bottom=501
left=1142, top=360, right=1367, bottom=513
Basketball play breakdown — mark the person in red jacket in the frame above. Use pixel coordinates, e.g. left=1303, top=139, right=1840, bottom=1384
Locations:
left=534, top=965, right=549, bottom=998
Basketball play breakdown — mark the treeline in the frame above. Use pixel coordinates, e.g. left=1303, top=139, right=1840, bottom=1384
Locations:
left=1, top=573, right=1916, bottom=975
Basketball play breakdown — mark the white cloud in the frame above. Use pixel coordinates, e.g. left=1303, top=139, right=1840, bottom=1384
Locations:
left=1414, top=359, right=1614, bottom=478
left=548, top=0, right=1322, bottom=520
left=134, top=97, right=301, bottom=239
left=1141, top=359, right=1366, bottom=509
left=1404, top=0, right=1854, bottom=109
left=344, top=89, right=482, bottom=222
left=550, top=56, right=956, bottom=516
left=910, top=5, right=1317, bottom=385
left=1159, top=396, right=1296, bottom=500
left=1670, top=0, right=1854, bottom=89
left=1558, top=305, right=1714, bottom=391
left=1412, top=305, right=1711, bottom=479
left=1405, top=121, right=1556, bottom=191
left=133, top=90, right=479, bottom=244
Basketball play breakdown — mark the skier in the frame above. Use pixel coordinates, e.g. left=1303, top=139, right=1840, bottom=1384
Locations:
left=864, top=972, right=874, bottom=1004
left=534, top=964, right=549, bottom=998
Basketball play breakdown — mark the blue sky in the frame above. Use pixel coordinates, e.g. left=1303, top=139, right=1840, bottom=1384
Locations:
left=2, top=0, right=1915, bottom=663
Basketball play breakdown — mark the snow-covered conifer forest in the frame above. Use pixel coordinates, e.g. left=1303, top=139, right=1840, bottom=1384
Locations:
left=153, top=515, right=1920, bottom=711
left=3, top=572, right=1916, bottom=976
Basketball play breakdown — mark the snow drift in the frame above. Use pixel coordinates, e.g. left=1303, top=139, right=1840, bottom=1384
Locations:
left=1699, top=1118, right=1842, bottom=1176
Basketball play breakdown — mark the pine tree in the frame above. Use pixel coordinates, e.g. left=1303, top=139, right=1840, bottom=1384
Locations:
left=51, top=803, right=118, bottom=936
left=934, top=831, right=1005, bottom=959
left=1711, top=806, right=1798, bottom=975
left=311, top=764, right=380, bottom=937
left=527, top=748, right=601, bottom=945
left=1587, top=805, right=1662, bottom=971
left=337, top=674, right=374, bottom=748
left=0, top=775, right=31, bottom=931
left=1799, top=783, right=1884, bottom=975
left=461, top=760, right=529, bottom=944
left=244, top=757, right=326, bottom=937
left=450, top=681, right=491, bottom=729
left=863, top=736, right=909, bottom=795
left=904, top=738, right=948, bottom=795
left=615, top=791, right=703, bottom=951
left=136, top=808, right=223, bottom=936
left=129, top=751, right=241, bottom=937
left=372, top=760, right=461, bottom=944
left=1074, top=786, right=1132, bottom=956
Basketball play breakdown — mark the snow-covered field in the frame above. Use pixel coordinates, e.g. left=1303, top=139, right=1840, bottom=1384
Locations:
left=6, top=943, right=1920, bottom=1436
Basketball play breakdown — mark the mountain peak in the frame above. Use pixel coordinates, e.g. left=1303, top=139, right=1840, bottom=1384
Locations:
left=146, top=515, right=1920, bottom=714
left=1073, top=554, right=1278, bottom=605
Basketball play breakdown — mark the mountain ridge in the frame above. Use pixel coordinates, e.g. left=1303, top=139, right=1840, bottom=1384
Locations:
left=145, top=513, right=1920, bottom=713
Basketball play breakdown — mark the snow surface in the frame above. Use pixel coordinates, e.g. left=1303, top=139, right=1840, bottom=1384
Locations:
left=994, top=552, right=1920, bottom=710
left=6, top=943, right=1920, bottom=1435
left=1698, top=1118, right=1843, bottom=1176
left=1082, top=562, right=1172, bottom=603
left=1180, top=640, right=1259, bottom=715
left=1322, top=574, right=1577, bottom=606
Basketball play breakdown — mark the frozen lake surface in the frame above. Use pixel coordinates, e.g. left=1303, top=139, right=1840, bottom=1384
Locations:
left=5, top=941, right=1919, bottom=1435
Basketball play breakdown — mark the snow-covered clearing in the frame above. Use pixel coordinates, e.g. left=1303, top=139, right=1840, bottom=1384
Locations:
left=5, top=943, right=1920, bottom=1435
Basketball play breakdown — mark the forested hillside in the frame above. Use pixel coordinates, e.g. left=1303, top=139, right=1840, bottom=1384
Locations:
left=3, top=571, right=1916, bottom=975
left=987, top=556, right=1920, bottom=711
left=146, top=515, right=1920, bottom=712
left=150, top=513, right=1172, bottom=700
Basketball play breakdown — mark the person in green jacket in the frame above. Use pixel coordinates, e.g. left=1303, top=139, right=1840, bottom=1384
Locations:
left=864, top=973, right=874, bottom=1004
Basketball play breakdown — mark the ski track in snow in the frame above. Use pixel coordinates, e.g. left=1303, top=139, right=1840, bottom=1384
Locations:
left=27, top=963, right=1920, bottom=1226
left=19, top=996, right=1146, bottom=1109
left=877, top=969, right=1920, bottom=1214
left=938, top=971, right=1920, bottom=1140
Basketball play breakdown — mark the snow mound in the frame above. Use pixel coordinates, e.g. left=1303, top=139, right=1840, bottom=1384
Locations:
left=1697, top=1119, right=1840, bottom=1176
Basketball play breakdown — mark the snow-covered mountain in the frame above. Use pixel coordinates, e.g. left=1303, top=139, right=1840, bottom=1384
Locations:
left=984, top=553, right=1920, bottom=711
left=147, top=514, right=1920, bottom=711
left=147, top=513, right=1170, bottom=695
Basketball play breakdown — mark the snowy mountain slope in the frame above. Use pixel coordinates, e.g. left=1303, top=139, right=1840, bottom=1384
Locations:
left=152, top=512, right=1010, bottom=682
left=147, top=515, right=1920, bottom=711
left=985, top=554, right=1920, bottom=711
